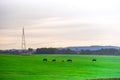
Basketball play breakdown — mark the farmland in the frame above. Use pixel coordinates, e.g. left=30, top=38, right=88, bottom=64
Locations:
left=0, top=54, right=120, bottom=80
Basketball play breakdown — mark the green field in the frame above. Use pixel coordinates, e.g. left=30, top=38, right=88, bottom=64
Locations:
left=0, top=54, right=120, bottom=80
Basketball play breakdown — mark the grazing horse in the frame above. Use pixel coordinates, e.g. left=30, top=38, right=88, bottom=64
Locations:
left=52, top=59, right=56, bottom=62
left=43, top=58, right=47, bottom=62
left=61, top=60, right=64, bottom=62
left=92, top=59, right=96, bottom=62
left=67, top=59, right=72, bottom=62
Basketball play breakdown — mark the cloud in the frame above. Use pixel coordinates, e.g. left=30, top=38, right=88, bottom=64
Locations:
left=0, top=0, right=120, bottom=49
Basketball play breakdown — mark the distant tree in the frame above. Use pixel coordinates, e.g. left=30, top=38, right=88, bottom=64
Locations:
left=28, top=48, right=33, bottom=53
left=80, top=48, right=120, bottom=55
left=36, top=48, right=57, bottom=54
left=57, top=48, right=74, bottom=54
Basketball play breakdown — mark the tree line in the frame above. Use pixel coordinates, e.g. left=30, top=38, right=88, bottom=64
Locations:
left=0, top=48, right=120, bottom=55
left=36, top=48, right=120, bottom=55
left=80, top=48, right=120, bottom=55
left=36, top=48, right=74, bottom=54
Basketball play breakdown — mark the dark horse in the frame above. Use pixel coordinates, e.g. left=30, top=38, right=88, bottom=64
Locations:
left=67, top=59, right=72, bottom=62
left=43, top=58, right=47, bottom=62
left=52, top=59, right=56, bottom=62
left=92, top=59, right=96, bottom=62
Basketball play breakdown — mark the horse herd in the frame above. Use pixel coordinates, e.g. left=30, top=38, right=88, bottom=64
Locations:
left=42, top=58, right=96, bottom=62
left=43, top=58, right=72, bottom=62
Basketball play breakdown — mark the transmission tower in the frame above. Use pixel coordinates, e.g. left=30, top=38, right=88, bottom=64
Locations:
left=21, top=27, right=26, bottom=51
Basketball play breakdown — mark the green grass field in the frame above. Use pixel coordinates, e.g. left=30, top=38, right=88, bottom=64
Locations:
left=0, top=54, right=120, bottom=80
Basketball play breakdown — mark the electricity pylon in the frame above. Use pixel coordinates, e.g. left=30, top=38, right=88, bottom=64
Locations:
left=21, top=27, right=26, bottom=51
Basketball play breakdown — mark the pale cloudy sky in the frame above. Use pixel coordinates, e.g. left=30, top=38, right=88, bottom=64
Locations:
left=0, top=0, right=120, bottom=49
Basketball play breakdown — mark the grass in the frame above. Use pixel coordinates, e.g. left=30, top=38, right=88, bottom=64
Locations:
left=0, top=54, right=120, bottom=80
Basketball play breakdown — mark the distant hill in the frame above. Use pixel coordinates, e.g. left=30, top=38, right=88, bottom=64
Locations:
left=65, top=46, right=120, bottom=51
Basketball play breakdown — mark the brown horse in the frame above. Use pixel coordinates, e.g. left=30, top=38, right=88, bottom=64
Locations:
left=43, top=58, right=47, bottom=62
left=67, top=59, right=72, bottom=62
left=52, top=59, right=56, bottom=62
left=92, top=59, right=96, bottom=62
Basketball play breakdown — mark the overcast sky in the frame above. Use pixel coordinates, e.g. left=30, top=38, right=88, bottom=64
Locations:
left=0, top=0, right=120, bottom=49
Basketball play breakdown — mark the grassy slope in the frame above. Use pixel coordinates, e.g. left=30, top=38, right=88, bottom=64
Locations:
left=0, top=54, right=120, bottom=80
